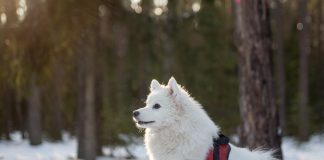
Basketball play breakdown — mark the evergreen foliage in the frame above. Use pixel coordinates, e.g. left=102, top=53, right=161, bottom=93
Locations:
left=0, top=0, right=323, bottom=147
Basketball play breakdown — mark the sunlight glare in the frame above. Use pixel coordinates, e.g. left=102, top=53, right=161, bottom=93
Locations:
left=297, top=22, right=303, bottom=31
left=154, top=7, right=163, bottom=16
left=153, top=0, right=168, bottom=7
left=99, top=5, right=107, bottom=17
left=16, top=0, right=27, bottom=21
left=134, top=6, right=142, bottom=14
left=131, top=0, right=141, bottom=4
left=1, top=13, right=7, bottom=25
left=16, top=8, right=24, bottom=17
left=130, top=0, right=142, bottom=14
left=192, top=2, right=201, bottom=13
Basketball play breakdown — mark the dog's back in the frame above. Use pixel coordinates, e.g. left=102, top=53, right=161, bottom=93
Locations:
left=229, top=145, right=278, bottom=160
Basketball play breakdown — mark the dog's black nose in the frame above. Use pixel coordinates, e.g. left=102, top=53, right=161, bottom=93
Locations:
left=133, top=111, right=140, bottom=117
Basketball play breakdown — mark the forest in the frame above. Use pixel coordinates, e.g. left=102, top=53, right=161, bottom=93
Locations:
left=0, top=0, right=324, bottom=160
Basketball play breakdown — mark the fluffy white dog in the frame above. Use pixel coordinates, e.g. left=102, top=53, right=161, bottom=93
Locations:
left=133, top=77, right=277, bottom=160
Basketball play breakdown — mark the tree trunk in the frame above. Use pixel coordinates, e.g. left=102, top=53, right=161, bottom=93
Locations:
left=137, top=2, right=153, bottom=106
left=110, top=0, right=129, bottom=108
left=95, top=3, right=110, bottom=155
left=19, top=97, right=28, bottom=139
left=155, top=1, right=177, bottom=80
left=316, top=0, right=324, bottom=131
left=95, top=69, right=103, bottom=156
left=27, top=74, right=42, bottom=145
left=49, top=61, right=64, bottom=141
left=273, top=0, right=286, bottom=136
left=76, top=32, right=97, bottom=160
left=234, top=0, right=282, bottom=159
left=50, top=90, right=63, bottom=141
left=1, top=0, right=20, bottom=141
left=114, top=22, right=128, bottom=107
left=297, top=0, right=310, bottom=141
left=2, top=86, right=14, bottom=140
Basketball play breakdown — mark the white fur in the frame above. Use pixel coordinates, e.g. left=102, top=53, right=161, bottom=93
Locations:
left=133, top=77, right=278, bottom=160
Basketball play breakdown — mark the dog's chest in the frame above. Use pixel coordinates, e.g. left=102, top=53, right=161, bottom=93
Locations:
left=145, top=131, right=210, bottom=160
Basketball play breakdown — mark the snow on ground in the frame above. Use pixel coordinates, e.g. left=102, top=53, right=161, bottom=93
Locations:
left=0, top=132, right=324, bottom=160
left=282, top=135, right=324, bottom=160
left=0, top=132, right=77, bottom=160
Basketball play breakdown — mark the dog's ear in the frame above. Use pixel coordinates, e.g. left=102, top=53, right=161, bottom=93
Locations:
left=167, top=77, right=180, bottom=96
left=150, top=79, right=161, bottom=91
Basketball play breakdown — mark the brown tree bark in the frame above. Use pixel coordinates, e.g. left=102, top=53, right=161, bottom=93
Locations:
left=234, top=0, right=282, bottom=158
left=1, top=86, right=14, bottom=140
left=114, top=22, right=128, bottom=107
left=315, top=0, right=324, bottom=129
left=154, top=1, right=178, bottom=80
left=0, top=0, right=20, bottom=141
left=49, top=61, right=64, bottom=141
left=137, top=1, right=153, bottom=106
left=27, top=74, right=42, bottom=145
left=76, top=33, right=97, bottom=160
left=94, top=67, right=103, bottom=156
left=273, top=0, right=286, bottom=136
left=109, top=0, right=129, bottom=108
left=297, top=0, right=310, bottom=141
left=95, top=3, right=110, bottom=156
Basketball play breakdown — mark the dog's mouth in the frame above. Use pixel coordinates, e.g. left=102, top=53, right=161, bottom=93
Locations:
left=137, top=121, right=155, bottom=125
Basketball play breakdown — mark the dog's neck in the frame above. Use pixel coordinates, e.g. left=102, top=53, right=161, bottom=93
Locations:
left=144, top=112, right=219, bottom=160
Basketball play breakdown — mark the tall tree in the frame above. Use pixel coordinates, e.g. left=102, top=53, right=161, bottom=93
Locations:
left=313, top=0, right=324, bottom=131
left=135, top=0, right=153, bottom=106
left=113, top=1, right=129, bottom=108
left=72, top=0, right=103, bottom=159
left=273, top=0, right=286, bottom=136
left=0, top=0, right=18, bottom=140
left=297, top=0, right=310, bottom=140
left=27, top=74, right=42, bottom=145
left=48, top=59, right=64, bottom=141
left=154, top=0, right=178, bottom=80
left=23, top=0, right=47, bottom=146
left=1, top=86, right=15, bottom=140
left=76, top=31, right=98, bottom=160
left=234, top=0, right=282, bottom=158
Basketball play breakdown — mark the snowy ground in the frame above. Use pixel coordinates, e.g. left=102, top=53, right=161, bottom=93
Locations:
left=0, top=132, right=323, bottom=160
left=282, top=135, right=324, bottom=160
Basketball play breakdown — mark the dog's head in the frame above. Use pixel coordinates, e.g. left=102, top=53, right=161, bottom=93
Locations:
left=133, top=77, right=184, bottom=129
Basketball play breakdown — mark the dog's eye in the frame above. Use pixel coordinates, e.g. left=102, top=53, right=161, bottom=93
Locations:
left=153, top=104, right=161, bottom=109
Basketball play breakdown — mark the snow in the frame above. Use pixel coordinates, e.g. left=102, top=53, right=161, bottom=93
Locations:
left=1, top=132, right=324, bottom=160
left=0, top=132, right=147, bottom=160
left=282, top=135, right=324, bottom=160
left=0, top=132, right=77, bottom=160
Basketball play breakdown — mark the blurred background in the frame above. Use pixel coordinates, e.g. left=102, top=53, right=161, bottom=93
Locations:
left=0, top=0, right=324, bottom=160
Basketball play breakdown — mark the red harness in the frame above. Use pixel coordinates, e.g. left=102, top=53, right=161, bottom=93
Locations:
left=206, top=134, right=231, bottom=160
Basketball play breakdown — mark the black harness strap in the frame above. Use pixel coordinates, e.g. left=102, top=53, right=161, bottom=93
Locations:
left=213, top=134, right=231, bottom=160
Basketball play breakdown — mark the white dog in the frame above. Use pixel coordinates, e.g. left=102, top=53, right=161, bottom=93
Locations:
left=133, top=77, right=277, bottom=160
